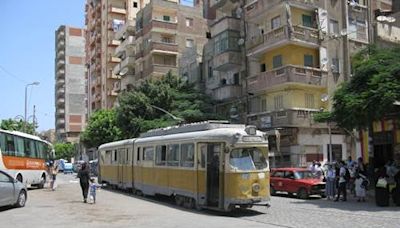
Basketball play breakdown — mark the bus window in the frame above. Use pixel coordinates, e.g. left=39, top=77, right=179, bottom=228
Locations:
left=24, top=139, right=35, bottom=158
left=180, top=143, right=194, bottom=167
left=155, top=145, right=166, bottom=166
left=15, top=137, right=25, bottom=157
left=167, top=144, right=180, bottom=166
left=36, top=142, right=45, bottom=159
left=5, top=134, right=15, bottom=156
left=0, top=132, right=5, bottom=153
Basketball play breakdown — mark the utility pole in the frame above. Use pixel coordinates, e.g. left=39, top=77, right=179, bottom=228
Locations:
left=33, top=105, right=36, bottom=134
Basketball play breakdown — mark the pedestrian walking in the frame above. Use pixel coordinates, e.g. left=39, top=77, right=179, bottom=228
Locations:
left=49, top=160, right=59, bottom=191
left=335, top=161, right=347, bottom=202
left=77, top=162, right=90, bottom=203
left=89, top=178, right=101, bottom=204
left=326, top=164, right=336, bottom=200
left=355, top=173, right=368, bottom=202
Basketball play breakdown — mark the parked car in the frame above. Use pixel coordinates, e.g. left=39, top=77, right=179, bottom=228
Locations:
left=0, top=170, right=27, bottom=208
left=63, top=163, right=73, bottom=174
left=270, top=168, right=325, bottom=199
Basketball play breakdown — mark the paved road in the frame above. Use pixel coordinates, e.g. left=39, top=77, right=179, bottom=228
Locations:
left=1, top=174, right=399, bottom=228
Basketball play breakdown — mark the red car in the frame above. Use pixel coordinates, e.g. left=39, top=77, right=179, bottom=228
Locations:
left=270, top=168, right=325, bottom=199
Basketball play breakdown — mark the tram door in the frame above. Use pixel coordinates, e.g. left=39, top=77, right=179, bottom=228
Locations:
left=117, top=148, right=125, bottom=188
left=206, top=143, right=222, bottom=207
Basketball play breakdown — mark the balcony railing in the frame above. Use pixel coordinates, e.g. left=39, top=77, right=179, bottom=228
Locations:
left=247, top=65, right=326, bottom=93
left=150, top=41, right=178, bottom=53
left=108, top=4, right=126, bottom=15
left=140, top=20, right=178, bottom=36
left=247, top=108, right=326, bottom=129
left=210, top=16, right=241, bottom=35
left=246, top=25, right=319, bottom=56
left=212, top=84, right=242, bottom=101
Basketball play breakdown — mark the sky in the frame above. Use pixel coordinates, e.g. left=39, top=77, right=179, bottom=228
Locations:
left=0, top=0, right=85, bottom=131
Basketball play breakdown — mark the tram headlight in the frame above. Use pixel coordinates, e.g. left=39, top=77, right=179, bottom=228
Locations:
left=252, top=183, right=261, bottom=193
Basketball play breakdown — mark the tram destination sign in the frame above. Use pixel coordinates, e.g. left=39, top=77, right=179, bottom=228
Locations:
left=242, top=136, right=263, bottom=142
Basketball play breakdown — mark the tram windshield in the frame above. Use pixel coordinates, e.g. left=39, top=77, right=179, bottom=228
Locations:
left=229, top=147, right=268, bottom=171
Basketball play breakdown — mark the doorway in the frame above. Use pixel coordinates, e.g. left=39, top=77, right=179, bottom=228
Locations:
left=206, top=143, right=221, bottom=207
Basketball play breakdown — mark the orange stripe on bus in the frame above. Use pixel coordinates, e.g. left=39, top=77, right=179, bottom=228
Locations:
left=3, top=156, right=46, bottom=170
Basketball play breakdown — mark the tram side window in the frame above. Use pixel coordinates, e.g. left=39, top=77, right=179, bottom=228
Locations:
left=155, top=145, right=166, bottom=166
left=167, top=144, right=180, bottom=166
left=113, top=150, right=118, bottom=163
left=143, top=147, right=154, bottom=161
left=105, top=150, right=112, bottom=165
left=5, top=134, right=16, bottom=156
left=180, top=143, right=194, bottom=167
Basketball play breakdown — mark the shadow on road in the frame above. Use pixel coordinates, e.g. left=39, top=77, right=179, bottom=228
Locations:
left=0, top=205, right=16, bottom=212
left=102, top=187, right=266, bottom=217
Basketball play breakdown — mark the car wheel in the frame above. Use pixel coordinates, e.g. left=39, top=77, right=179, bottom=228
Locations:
left=38, top=174, right=46, bottom=189
left=297, top=188, right=309, bottom=199
left=270, top=186, right=276, bottom=196
left=288, top=192, right=294, bottom=197
left=16, top=190, right=27, bottom=207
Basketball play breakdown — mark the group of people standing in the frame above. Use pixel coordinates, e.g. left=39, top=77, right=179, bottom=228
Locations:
left=310, top=157, right=369, bottom=202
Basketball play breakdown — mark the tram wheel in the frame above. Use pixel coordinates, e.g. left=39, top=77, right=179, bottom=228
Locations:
left=175, top=195, right=184, bottom=206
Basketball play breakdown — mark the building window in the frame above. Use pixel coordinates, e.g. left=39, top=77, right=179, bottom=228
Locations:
left=214, top=30, right=240, bottom=54
left=186, top=39, right=194, bottom=48
left=302, top=14, right=313, bottom=28
left=133, top=2, right=138, bottom=8
left=272, top=55, right=282, bottom=69
left=261, top=98, right=267, bottom=112
left=329, top=19, right=339, bottom=34
left=260, top=63, right=266, bottom=72
left=274, top=95, right=283, bottom=110
left=331, top=58, right=339, bottom=73
left=161, top=35, right=173, bottom=44
left=233, top=73, right=239, bottom=85
left=304, top=55, right=314, bottom=67
left=163, top=15, right=170, bottom=22
left=185, top=18, right=193, bottom=27
left=271, top=16, right=281, bottom=30
left=305, top=94, right=315, bottom=108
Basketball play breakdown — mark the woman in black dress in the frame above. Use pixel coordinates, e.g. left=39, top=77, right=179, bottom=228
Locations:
left=77, top=162, right=90, bottom=203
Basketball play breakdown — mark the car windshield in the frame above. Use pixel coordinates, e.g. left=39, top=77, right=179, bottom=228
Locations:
left=294, top=171, right=316, bottom=179
left=229, top=147, right=268, bottom=171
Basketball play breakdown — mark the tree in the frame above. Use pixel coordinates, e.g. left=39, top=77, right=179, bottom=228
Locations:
left=0, top=118, right=36, bottom=135
left=314, top=45, right=400, bottom=131
left=54, top=143, right=75, bottom=160
left=80, top=109, right=122, bottom=148
left=116, top=72, right=220, bottom=138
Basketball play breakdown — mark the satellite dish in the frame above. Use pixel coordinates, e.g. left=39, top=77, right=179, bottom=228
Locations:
left=237, top=38, right=245, bottom=46
left=320, top=94, right=329, bottom=102
left=386, top=16, right=396, bottom=23
left=376, top=16, right=386, bottom=22
left=340, top=29, right=348, bottom=36
left=349, top=0, right=357, bottom=7
left=119, top=67, right=129, bottom=76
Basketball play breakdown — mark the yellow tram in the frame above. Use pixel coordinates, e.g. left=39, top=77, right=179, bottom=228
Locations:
left=98, top=121, right=270, bottom=211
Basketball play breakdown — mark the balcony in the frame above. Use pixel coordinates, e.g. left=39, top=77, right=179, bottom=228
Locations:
left=107, top=72, right=121, bottom=80
left=57, top=97, right=65, bottom=105
left=57, top=108, right=65, bottom=115
left=213, top=51, right=241, bottom=71
left=57, top=41, right=65, bottom=50
left=108, top=4, right=126, bottom=15
left=115, top=20, right=135, bottom=40
left=107, top=89, right=118, bottom=96
left=247, top=65, right=326, bottom=93
left=56, top=78, right=65, bottom=87
left=150, top=41, right=178, bottom=54
left=57, top=88, right=65, bottom=96
left=247, top=109, right=326, bottom=129
left=56, top=69, right=65, bottom=77
left=56, top=119, right=65, bottom=125
left=210, top=17, right=241, bottom=36
left=141, top=20, right=178, bottom=36
left=108, top=39, right=121, bottom=47
left=212, top=85, right=242, bottom=101
left=108, top=55, right=121, bottom=63
left=115, top=36, right=135, bottom=57
left=57, top=31, right=65, bottom=41
left=56, top=60, right=65, bottom=68
left=246, top=25, right=319, bottom=57
left=119, top=56, right=135, bottom=72
left=210, top=0, right=240, bottom=13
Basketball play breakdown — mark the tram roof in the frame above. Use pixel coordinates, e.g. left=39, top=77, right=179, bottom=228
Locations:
left=0, top=128, right=51, bottom=144
left=98, top=138, right=136, bottom=150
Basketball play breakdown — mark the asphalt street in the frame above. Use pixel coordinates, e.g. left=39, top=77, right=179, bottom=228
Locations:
left=0, top=174, right=399, bottom=228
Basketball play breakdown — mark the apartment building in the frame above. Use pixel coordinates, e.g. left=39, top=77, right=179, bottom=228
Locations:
left=134, top=0, right=208, bottom=84
left=55, top=26, right=86, bottom=143
left=204, top=0, right=376, bottom=167
left=85, top=0, right=149, bottom=117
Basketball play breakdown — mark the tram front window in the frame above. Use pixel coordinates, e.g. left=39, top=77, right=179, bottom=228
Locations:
left=229, top=147, right=268, bottom=171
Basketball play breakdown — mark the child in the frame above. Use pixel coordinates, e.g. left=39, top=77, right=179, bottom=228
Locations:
left=355, top=173, right=368, bottom=202
left=89, top=178, right=101, bottom=204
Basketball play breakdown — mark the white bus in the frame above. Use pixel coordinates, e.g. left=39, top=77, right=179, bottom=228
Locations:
left=0, top=129, right=53, bottom=188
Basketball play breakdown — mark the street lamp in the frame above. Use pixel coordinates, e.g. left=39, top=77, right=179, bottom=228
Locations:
left=24, top=82, right=39, bottom=132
